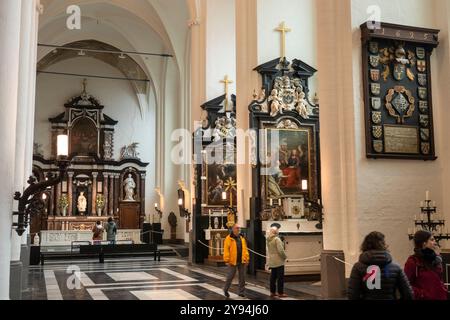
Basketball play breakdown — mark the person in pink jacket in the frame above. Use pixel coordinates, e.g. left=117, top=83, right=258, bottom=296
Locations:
left=404, top=230, right=448, bottom=300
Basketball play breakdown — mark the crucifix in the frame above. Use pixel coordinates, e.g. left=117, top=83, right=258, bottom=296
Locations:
left=220, top=75, right=233, bottom=112
left=224, top=177, right=237, bottom=208
left=82, top=78, right=87, bottom=93
left=275, top=21, right=291, bottom=59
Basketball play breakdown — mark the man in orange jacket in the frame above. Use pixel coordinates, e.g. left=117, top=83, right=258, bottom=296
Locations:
left=223, top=224, right=250, bottom=298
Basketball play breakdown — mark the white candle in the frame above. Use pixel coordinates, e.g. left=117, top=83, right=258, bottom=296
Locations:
left=426, top=190, right=430, bottom=201
left=420, top=201, right=424, bottom=208
left=278, top=199, right=282, bottom=206
left=269, top=198, right=273, bottom=206
left=302, top=180, right=308, bottom=191
left=57, top=134, right=69, bottom=157
left=222, top=192, right=227, bottom=200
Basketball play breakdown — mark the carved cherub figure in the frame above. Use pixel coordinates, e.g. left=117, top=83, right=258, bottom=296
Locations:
left=295, top=89, right=309, bottom=119
left=269, top=89, right=282, bottom=117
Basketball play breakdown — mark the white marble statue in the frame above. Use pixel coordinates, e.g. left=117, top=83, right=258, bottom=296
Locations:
left=77, top=192, right=87, bottom=214
left=214, top=217, right=220, bottom=230
left=123, top=174, right=136, bottom=201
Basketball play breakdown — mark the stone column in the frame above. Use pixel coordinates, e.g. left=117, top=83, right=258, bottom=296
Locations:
left=49, top=174, right=55, bottom=216
left=109, top=174, right=114, bottom=216
left=188, top=0, right=207, bottom=264
left=103, top=173, right=109, bottom=216
left=114, top=174, right=120, bottom=216
left=0, top=0, right=22, bottom=300
left=235, top=0, right=258, bottom=225
left=91, top=173, right=98, bottom=215
left=55, top=181, right=61, bottom=216
left=67, top=172, right=74, bottom=216
left=316, top=0, right=357, bottom=298
left=139, top=173, right=146, bottom=228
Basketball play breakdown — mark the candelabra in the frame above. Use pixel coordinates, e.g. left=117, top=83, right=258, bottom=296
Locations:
left=13, top=135, right=70, bottom=236
left=13, top=157, right=70, bottom=236
left=408, top=199, right=450, bottom=243
left=154, top=203, right=163, bottom=222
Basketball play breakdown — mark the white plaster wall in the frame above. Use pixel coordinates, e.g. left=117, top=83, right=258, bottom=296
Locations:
left=206, top=0, right=236, bottom=100
left=34, top=57, right=158, bottom=225
left=351, top=0, right=448, bottom=266
left=257, top=0, right=317, bottom=94
left=162, top=59, right=185, bottom=240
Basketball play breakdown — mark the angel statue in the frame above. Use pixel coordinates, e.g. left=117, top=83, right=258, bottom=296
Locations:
left=269, top=89, right=283, bottom=117
left=120, top=143, right=140, bottom=160
left=295, top=89, right=309, bottom=119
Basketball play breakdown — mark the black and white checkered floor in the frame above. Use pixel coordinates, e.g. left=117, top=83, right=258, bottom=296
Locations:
left=23, top=257, right=321, bottom=300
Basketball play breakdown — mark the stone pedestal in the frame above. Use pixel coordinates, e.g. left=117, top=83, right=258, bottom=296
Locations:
left=320, top=250, right=346, bottom=299
left=9, top=261, right=22, bottom=300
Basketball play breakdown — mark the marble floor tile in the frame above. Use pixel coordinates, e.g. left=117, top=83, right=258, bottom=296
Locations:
left=106, top=272, right=158, bottom=282
left=131, top=289, right=200, bottom=300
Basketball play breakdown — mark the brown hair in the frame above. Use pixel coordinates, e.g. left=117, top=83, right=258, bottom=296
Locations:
left=413, top=230, right=432, bottom=249
left=361, top=231, right=388, bottom=252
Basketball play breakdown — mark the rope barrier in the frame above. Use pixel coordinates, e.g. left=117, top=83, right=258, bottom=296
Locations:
left=197, top=240, right=321, bottom=261
left=333, top=256, right=353, bottom=267
left=140, top=230, right=165, bottom=235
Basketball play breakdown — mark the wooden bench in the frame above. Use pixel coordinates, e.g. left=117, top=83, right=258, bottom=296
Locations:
left=79, top=243, right=161, bottom=263
left=40, top=243, right=160, bottom=265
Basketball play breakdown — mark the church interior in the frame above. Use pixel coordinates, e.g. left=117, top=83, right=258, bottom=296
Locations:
left=1, top=0, right=450, bottom=302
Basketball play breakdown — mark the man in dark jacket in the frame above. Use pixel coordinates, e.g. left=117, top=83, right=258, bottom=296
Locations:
left=348, top=232, right=413, bottom=300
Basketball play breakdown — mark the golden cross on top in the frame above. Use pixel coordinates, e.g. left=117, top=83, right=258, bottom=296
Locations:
left=220, top=75, right=233, bottom=112
left=224, top=177, right=237, bottom=207
left=275, top=21, right=291, bottom=59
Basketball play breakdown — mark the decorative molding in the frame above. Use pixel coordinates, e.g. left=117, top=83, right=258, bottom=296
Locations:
left=188, top=19, right=201, bottom=28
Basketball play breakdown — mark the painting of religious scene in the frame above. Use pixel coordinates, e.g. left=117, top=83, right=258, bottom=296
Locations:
left=206, top=163, right=237, bottom=207
left=263, top=128, right=311, bottom=198
left=70, top=118, right=98, bottom=156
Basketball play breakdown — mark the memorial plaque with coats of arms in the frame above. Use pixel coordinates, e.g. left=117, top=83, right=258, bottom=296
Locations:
left=361, top=22, right=439, bottom=160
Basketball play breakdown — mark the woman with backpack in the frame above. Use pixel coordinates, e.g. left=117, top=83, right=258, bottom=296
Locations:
left=348, top=231, right=413, bottom=300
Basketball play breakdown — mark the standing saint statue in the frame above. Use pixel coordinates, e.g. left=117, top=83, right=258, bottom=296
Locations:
left=77, top=191, right=87, bottom=215
left=123, top=173, right=136, bottom=201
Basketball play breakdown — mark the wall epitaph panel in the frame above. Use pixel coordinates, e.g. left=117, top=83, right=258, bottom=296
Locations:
left=361, top=22, right=439, bottom=160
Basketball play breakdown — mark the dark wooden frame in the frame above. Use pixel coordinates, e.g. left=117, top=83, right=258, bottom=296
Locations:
left=192, top=94, right=237, bottom=263
left=247, top=58, right=322, bottom=273
left=361, top=22, right=440, bottom=160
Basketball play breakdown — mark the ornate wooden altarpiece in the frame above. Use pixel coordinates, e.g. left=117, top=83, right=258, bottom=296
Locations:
left=192, top=94, right=237, bottom=264
left=361, top=22, right=440, bottom=160
left=248, top=57, right=323, bottom=273
left=32, top=83, right=148, bottom=235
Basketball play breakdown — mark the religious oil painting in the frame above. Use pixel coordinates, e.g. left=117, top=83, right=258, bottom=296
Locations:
left=70, top=118, right=98, bottom=156
left=263, top=128, right=312, bottom=199
left=206, top=162, right=237, bottom=207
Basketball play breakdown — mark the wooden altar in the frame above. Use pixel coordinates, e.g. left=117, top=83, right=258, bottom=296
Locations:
left=31, top=82, right=149, bottom=236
